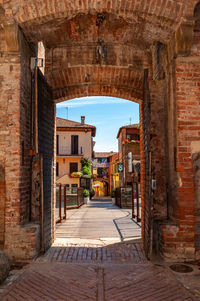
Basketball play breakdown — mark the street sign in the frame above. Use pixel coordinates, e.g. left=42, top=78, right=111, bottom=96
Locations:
left=127, top=152, right=132, bottom=173
left=118, top=163, right=123, bottom=172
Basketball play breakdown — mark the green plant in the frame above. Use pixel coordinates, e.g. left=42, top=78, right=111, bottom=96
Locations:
left=71, top=171, right=83, bottom=178
left=81, top=158, right=92, bottom=168
left=81, top=158, right=92, bottom=178
left=110, top=189, right=115, bottom=198
left=82, top=166, right=92, bottom=177
left=83, top=189, right=89, bottom=197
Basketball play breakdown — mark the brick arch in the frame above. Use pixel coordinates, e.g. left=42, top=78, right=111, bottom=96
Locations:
left=1, top=0, right=187, bottom=26
left=54, top=84, right=142, bottom=104
left=45, top=63, right=143, bottom=103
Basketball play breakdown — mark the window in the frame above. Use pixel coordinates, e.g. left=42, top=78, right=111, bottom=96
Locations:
left=97, top=158, right=102, bottom=163
left=70, top=162, right=78, bottom=174
left=80, top=178, right=91, bottom=190
left=56, top=162, right=59, bottom=176
left=126, top=134, right=140, bottom=140
left=56, top=135, right=59, bottom=154
left=71, top=183, right=78, bottom=194
left=65, top=184, right=70, bottom=193
left=97, top=167, right=103, bottom=175
left=71, top=135, right=78, bottom=154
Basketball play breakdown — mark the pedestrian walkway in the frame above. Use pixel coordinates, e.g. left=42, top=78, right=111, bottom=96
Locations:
left=56, top=198, right=141, bottom=244
left=0, top=199, right=198, bottom=300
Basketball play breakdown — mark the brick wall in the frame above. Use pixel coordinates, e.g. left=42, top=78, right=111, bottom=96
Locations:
left=0, top=33, right=22, bottom=259
left=0, top=26, right=42, bottom=263
left=175, top=57, right=200, bottom=260
left=1, top=0, right=200, bottom=263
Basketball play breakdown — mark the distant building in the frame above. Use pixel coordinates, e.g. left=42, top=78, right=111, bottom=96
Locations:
left=108, top=152, right=120, bottom=192
left=117, top=124, right=140, bottom=187
left=92, top=152, right=115, bottom=197
left=56, top=116, right=96, bottom=189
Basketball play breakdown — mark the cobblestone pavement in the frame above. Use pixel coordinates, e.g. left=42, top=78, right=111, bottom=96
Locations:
left=37, top=241, right=145, bottom=264
left=0, top=199, right=198, bottom=300
left=0, top=246, right=197, bottom=301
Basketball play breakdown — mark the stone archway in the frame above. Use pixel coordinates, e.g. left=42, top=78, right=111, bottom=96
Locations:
left=0, top=0, right=200, bottom=263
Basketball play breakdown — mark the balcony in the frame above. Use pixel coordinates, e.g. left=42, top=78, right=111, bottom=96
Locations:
left=57, top=146, right=83, bottom=157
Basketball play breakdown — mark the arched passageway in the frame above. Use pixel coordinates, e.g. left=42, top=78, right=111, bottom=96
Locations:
left=0, top=0, right=200, bottom=264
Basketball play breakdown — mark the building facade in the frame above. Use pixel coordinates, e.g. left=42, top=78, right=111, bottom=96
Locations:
left=1, top=1, right=200, bottom=263
left=117, top=124, right=140, bottom=187
left=108, top=152, right=120, bottom=192
left=92, top=152, right=115, bottom=197
left=56, top=117, right=96, bottom=189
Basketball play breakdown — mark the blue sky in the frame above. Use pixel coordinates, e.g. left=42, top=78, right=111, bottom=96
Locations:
left=56, top=96, right=139, bottom=152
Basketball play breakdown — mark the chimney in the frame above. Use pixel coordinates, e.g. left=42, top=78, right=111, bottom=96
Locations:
left=81, top=116, right=85, bottom=125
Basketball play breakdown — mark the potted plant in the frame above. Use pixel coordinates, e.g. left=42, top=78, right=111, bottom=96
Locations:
left=111, top=189, right=115, bottom=205
left=89, top=187, right=95, bottom=200
left=83, top=189, right=89, bottom=204
left=81, top=158, right=92, bottom=178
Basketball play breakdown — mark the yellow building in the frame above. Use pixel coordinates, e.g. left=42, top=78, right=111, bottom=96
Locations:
left=56, top=117, right=96, bottom=189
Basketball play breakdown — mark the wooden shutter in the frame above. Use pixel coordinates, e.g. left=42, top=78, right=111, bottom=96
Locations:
left=56, top=135, right=59, bottom=154
left=56, top=162, right=59, bottom=176
left=70, top=162, right=78, bottom=174
left=71, top=135, right=78, bottom=154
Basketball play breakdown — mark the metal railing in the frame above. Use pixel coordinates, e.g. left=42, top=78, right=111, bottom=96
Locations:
left=115, top=184, right=141, bottom=223
left=56, top=185, right=84, bottom=223
left=58, top=146, right=83, bottom=156
left=132, top=182, right=141, bottom=222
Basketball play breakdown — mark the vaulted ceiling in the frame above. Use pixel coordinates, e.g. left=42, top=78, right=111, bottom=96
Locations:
left=0, top=0, right=198, bottom=102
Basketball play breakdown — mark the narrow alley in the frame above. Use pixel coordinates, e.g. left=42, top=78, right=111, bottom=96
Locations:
left=0, top=199, right=197, bottom=301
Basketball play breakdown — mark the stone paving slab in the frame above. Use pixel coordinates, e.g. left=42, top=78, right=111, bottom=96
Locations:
left=56, top=199, right=141, bottom=241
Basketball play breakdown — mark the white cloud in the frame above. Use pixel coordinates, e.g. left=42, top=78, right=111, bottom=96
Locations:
left=56, top=96, right=129, bottom=108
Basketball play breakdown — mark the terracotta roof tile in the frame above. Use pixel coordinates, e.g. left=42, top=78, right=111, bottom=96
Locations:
left=94, top=152, right=117, bottom=158
left=56, top=117, right=96, bottom=136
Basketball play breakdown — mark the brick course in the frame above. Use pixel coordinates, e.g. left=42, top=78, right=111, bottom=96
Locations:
left=0, top=0, right=200, bottom=263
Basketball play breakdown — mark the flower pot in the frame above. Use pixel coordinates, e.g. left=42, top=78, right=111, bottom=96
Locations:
left=84, top=197, right=89, bottom=204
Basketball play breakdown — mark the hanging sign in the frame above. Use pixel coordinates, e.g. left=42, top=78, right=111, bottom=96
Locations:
left=118, top=163, right=123, bottom=172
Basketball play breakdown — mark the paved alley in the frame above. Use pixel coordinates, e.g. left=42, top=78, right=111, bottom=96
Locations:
left=0, top=199, right=198, bottom=300
left=56, top=198, right=141, bottom=243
